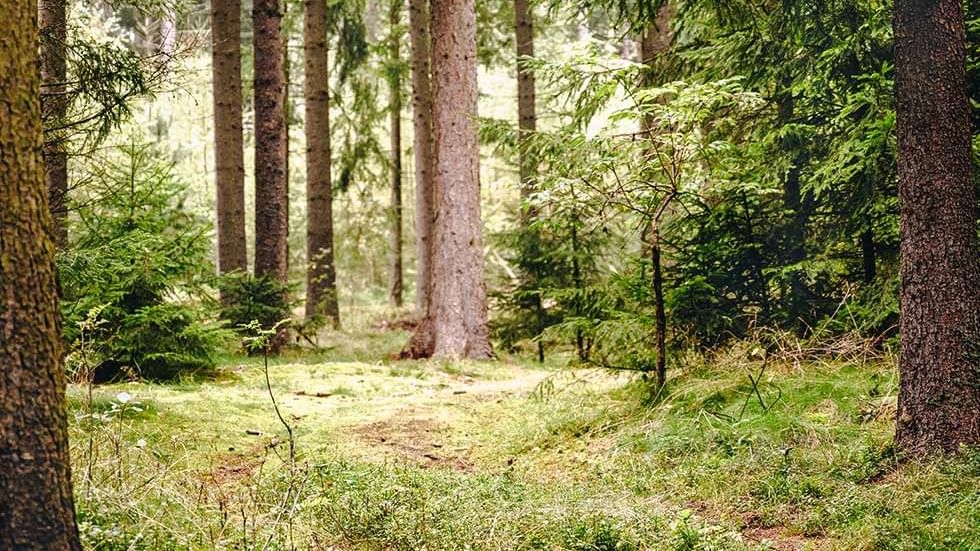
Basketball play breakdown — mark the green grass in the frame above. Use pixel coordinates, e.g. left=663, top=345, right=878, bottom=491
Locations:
left=67, top=337, right=979, bottom=550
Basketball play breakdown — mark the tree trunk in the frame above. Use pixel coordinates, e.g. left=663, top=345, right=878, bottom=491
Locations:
left=253, top=0, right=289, bottom=349
left=211, top=0, right=248, bottom=279
left=388, top=0, right=404, bottom=308
left=304, top=0, right=340, bottom=327
left=515, top=0, right=535, bottom=214
left=861, top=229, right=876, bottom=283
left=777, top=86, right=812, bottom=327
left=894, top=0, right=980, bottom=455
left=640, top=4, right=673, bottom=387
left=40, top=0, right=69, bottom=248
left=283, top=3, right=291, bottom=272
left=408, top=0, right=434, bottom=315
left=651, top=226, right=667, bottom=388
left=571, top=222, right=587, bottom=362
left=422, top=0, right=492, bottom=359
left=0, top=0, right=81, bottom=544
left=515, top=0, right=543, bottom=361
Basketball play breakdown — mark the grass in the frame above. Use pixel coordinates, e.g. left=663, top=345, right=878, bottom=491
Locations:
left=67, top=333, right=980, bottom=550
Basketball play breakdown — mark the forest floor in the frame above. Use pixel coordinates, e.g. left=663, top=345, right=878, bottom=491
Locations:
left=67, top=327, right=979, bottom=550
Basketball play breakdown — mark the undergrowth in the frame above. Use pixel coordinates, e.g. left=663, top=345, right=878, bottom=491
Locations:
left=67, top=335, right=979, bottom=550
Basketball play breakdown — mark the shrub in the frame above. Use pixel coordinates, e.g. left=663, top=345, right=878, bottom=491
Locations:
left=60, top=140, right=230, bottom=381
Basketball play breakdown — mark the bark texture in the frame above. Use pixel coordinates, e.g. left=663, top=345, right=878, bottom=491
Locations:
left=253, top=0, right=289, bottom=350
left=408, top=0, right=434, bottom=314
left=304, top=0, right=340, bottom=327
left=515, top=0, right=535, bottom=211
left=388, top=0, right=404, bottom=307
left=894, top=0, right=980, bottom=455
left=40, top=0, right=68, bottom=248
left=211, top=0, right=248, bottom=277
left=253, top=0, right=288, bottom=282
left=0, top=0, right=81, bottom=544
left=426, top=0, right=492, bottom=358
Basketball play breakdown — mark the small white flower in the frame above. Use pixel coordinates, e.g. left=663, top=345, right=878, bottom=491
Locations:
left=116, top=391, right=132, bottom=404
left=136, top=438, right=147, bottom=449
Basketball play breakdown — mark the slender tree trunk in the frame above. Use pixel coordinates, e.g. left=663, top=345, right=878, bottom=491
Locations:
left=651, top=226, right=667, bottom=388
left=861, top=229, right=876, bottom=283
left=0, top=0, right=81, bottom=544
left=894, top=0, right=980, bottom=455
left=777, top=86, right=812, bottom=326
left=40, top=0, right=68, bottom=248
left=640, top=4, right=673, bottom=387
left=304, top=0, right=340, bottom=327
left=515, top=0, right=543, bottom=361
left=253, top=0, right=289, bottom=349
left=388, top=0, right=404, bottom=307
left=212, top=0, right=248, bottom=280
left=515, top=0, right=535, bottom=215
left=408, top=0, right=434, bottom=315
left=423, top=0, right=492, bottom=358
left=283, top=4, right=291, bottom=271
left=571, top=222, right=587, bottom=362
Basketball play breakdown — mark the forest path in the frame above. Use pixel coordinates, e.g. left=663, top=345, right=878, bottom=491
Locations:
left=68, top=355, right=815, bottom=550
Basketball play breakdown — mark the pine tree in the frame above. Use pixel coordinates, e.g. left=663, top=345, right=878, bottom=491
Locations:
left=388, top=0, right=405, bottom=307
left=40, top=0, right=69, bottom=247
left=304, top=0, right=340, bottom=327
left=408, top=0, right=434, bottom=315
left=894, top=0, right=980, bottom=455
left=420, top=0, right=492, bottom=358
left=1, top=0, right=81, bottom=544
left=253, top=0, right=289, bottom=349
left=212, top=0, right=248, bottom=280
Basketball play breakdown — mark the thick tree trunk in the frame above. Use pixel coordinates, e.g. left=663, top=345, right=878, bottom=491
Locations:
left=894, top=0, right=980, bottom=455
left=408, top=0, right=434, bottom=315
left=388, top=0, right=404, bottom=308
left=40, top=0, right=68, bottom=248
left=0, top=0, right=81, bottom=544
left=253, top=0, right=288, bottom=281
left=211, top=0, right=248, bottom=279
left=424, top=0, right=492, bottom=358
left=304, top=0, right=340, bottom=327
left=253, top=0, right=289, bottom=349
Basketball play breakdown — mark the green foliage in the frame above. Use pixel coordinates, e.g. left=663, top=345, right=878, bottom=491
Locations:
left=60, top=140, right=230, bottom=381
left=217, top=273, right=294, bottom=348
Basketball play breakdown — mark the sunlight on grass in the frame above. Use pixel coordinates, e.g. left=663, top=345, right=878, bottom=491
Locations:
left=66, top=338, right=979, bottom=550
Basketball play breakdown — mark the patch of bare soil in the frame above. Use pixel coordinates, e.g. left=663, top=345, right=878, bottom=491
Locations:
left=205, top=451, right=263, bottom=486
left=353, top=415, right=474, bottom=471
left=739, top=511, right=826, bottom=551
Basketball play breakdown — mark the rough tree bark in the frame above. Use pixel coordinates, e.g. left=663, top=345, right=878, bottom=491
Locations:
left=253, top=0, right=289, bottom=350
left=304, top=0, right=340, bottom=327
left=894, top=0, right=980, bottom=455
left=406, top=0, right=492, bottom=359
left=388, top=0, right=404, bottom=307
left=640, top=3, right=673, bottom=388
left=0, top=0, right=81, bottom=544
left=515, top=0, right=535, bottom=212
left=40, top=0, right=69, bottom=248
left=408, top=0, right=434, bottom=315
left=211, top=0, right=248, bottom=279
